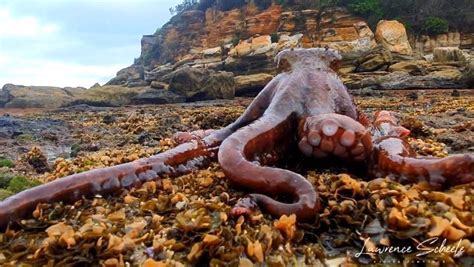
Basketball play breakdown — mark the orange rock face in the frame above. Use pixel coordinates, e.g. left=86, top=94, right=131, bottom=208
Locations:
left=244, top=5, right=282, bottom=38
left=375, top=20, right=413, bottom=55
left=146, top=5, right=376, bottom=64
left=411, top=32, right=474, bottom=54
left=203, top=8, right=244, bottom=48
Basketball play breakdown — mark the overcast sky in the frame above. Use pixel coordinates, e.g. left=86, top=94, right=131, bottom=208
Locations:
left=0, top=0, right=181, bottom=88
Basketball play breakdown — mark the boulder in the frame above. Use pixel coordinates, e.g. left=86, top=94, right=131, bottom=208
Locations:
left=106, top=65, right=144, bottom=86
left=204, top=72, right=235, bottom=100
left=150, top=81, right=169, bottom=90
left=355, top=45, right=392, bottom=72
left=375, top=20, right=412, bottom=55
left=277, top=34, right=303, bottom=51
left=251, top=35, right=272, bottom=51
left=230, top=40, right=252, bottom=57
left=130, top=89, right=185, bottom=104
left=0, top=84, right=84, bottom=108
left=224, top=54, right=275, bottom=75
left=230, top=35, right=273, bottom=58
left=461, top=61, right=474, bottom=87
left=0, top=87, right=13, bottom=107
left=316, top=7, right=377, bottom=53
left=202, top=46, right=222, bottom=58
left=168, top=67, right=235, bottom=101
left=388, top=60, right=429, bottom=75
left=234, top=73, right=273, bottom=96
left=70, top=85, right=143, bottom=107
left=343, top=69, right=463, bottom=90
left=144, top=65, right=174, bottom=82
left=433, top=47, right=466, bottom=63
left=376, top=70, right=462, bottom=89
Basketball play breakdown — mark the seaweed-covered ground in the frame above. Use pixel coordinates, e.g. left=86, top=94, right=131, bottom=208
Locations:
left=0, top=89, right=473, bottom=266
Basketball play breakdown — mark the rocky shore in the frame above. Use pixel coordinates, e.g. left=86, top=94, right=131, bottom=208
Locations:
left=1, top=5, right=473, bottom=109
left=0, top=90, right=473, bottom=265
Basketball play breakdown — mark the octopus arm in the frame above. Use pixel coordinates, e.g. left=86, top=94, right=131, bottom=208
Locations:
left=371, top=138, right=474, bottom=187
left=0, top=138, right=217, bottom=230
left=218, top=113, right=320, bottom=221
left=369, top=111, right=474, bottom=187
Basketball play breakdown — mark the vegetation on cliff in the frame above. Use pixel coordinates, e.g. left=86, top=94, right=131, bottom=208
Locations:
left=170, top=0, right=473, bottom=35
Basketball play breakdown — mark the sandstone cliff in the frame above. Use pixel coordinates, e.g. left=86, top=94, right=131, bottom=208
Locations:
left=0, top=4, right=436, bottom=108
left=106, top=3, right=473, bottom=98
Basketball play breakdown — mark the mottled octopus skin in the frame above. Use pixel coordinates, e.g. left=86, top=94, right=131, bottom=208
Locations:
left=370, top=112, right=474, bottom=188
left=0, top=48, right=473, bottom=230
left=219, top=49, right=360, bottom=221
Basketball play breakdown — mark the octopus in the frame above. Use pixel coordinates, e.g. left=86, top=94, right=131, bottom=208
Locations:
left=0, top=48, right=472, bottom=230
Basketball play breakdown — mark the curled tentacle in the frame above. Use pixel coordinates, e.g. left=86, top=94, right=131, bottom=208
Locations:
left=369, top=111, right=474, bottom=187
left=218, top=113, right=320, bottom=221
left=371, top=137, right=474, bottom=187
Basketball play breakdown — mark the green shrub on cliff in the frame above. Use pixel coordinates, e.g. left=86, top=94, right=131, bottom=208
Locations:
left=421, top=16, right=449, bottom=35
left=346, top=0, right=382, bottom=27
left=270, top=32, right=279, bottom=43
left=347, top=0, right=381, bottom=16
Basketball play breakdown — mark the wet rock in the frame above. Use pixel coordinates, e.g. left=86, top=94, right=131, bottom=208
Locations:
left=69, top=86, right=146, bottom=107
left=433, top=47, right=466, bottom=63
left=234, top=73, right=273, bottom=96
left=106, top=65, right=145, bottom=86
left=224, top=54, right=275, bottom=75
left=378, top=70, right=462, bottom=89
left=351, top=87, right=382, bottom=97
left=102, top=115, right=116, bottom=124
left=137, top=131, right=151, bottom=145
left=127, top=80, right=149, bottom=88
left=0, top=116, right=64, bottom=139
left=145, top=65, right=174, bottom=83
left=461, top=60, right=474, bottom=87
left=388, top=60, right=428, bottom=75
left=55, top=104, right=109, bottom=113
left=451, top=89, right=460, bottom=97
left=168, top=67, right=235, bottom=101
left=130, top=89, right=185, bottom=104
left=344, top=69, right=464, bottom=90
left=1, top=84, right=85, bottom=108
left=355, top=46, right=392, bottom=72
left=150, top=81, right=168, bottom=90
left=0, top=88, right=13, bottom=108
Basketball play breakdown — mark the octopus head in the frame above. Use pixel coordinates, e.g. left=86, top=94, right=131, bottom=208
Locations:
left=275, top=47, right=342, bottom=72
